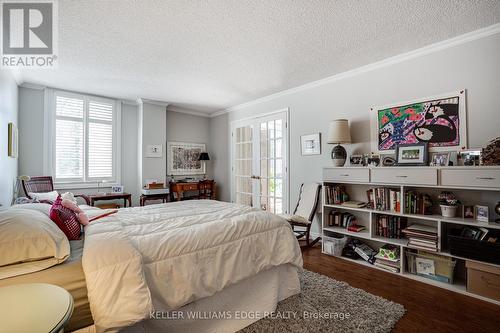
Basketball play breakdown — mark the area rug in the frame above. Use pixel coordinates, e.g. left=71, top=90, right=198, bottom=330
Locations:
left=239, top=269, right=405, bottom=333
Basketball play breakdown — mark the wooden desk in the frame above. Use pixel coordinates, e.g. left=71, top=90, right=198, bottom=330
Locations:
left=170, top=180, right=216, bottom=201
left=88, top=193, right=132, bottom=208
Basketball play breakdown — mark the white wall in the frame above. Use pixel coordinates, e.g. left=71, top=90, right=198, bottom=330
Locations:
left=213, top=31, right=500, bottom=233
left=121, top=103, right=140, bottom=205
left=0, top=70, right=19, bottom=208
left=140, top=102, right=167, bottom=186
left=209, top=113, right=229, bottom=201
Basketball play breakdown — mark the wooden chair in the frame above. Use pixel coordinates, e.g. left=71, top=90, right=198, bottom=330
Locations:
left=22, top=176, right=90, bottom=205
left=279, top=183, right=321, bottom=248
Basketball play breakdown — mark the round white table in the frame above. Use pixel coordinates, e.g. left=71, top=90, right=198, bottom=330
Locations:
left=0, top=283, right=74, bottom=333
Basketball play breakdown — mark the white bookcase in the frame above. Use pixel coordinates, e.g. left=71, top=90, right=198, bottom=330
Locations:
left=321, top=166, right=500, bottom=305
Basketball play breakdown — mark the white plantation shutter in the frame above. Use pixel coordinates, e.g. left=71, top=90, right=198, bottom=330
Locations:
left=53, top=91, right=117, bottom=183
left=88, top=100, right=114, bottom=179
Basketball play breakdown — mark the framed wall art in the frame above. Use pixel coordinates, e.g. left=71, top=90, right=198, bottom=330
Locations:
left=167, top=141, right=206, bottom=175
left=300, top=133, right=321, bottom=155
left=370, top=90, right=467, bottom=154
left=8, top=122, right=18, bottom=158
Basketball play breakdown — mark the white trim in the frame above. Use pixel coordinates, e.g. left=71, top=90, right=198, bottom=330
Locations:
left=210, top=23, right=500, bottom=117
left=42, top=88, right=54, bottom=175
left=20, top=82, right=46, bottom=90
left=167, top=106, right=211, bottom=118
left=138, top=98, right=169, bottom=108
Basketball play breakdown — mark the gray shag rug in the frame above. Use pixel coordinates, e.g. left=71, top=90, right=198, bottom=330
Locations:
left=239, top=270, right=405, bottom=333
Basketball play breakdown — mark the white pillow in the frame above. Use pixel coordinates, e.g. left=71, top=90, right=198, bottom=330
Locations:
left=28, top=190, right=59, bottom=202
left=0, top=209, right=70, bottom=276
left=10, top=203, right=52, bottom=216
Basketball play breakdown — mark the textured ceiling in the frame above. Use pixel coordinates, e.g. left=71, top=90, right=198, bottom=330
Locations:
left=15, top=0, right=500, bottom=114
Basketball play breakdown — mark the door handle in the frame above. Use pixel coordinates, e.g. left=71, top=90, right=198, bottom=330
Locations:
left=251, top=175, right=261, bottom=180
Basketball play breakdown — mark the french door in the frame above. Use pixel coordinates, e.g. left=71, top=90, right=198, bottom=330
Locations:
left=231, top=110, right=288, bottom=214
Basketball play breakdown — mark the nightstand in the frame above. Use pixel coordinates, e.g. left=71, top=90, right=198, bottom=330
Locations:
left=0, top=283, right=74, bottom=333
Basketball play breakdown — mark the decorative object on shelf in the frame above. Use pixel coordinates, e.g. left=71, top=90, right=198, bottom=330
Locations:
left=167, top=141, right=206, bottom=175
left=145, top=144, right=163, bottom=158
left=495, top=202, right=500, bottom=223
left=111, top=185, right=124, bottom=194
left=300, top=133, right=321, bottom=155
left=198, top=152, right=210, bottom=179
left=462, top=205, right=475, bottom=219
left=368, top=153, right=380, bottom=167
left=430, top=152, right=450, bottom=166
left=395, top=143, right=428, bottom=166
left=458, top=149, right=481, bottom=166
left=349, top=154, right=363, bottom=166
left=327, top=119, right=351, bottom=167
left=438, top=191, right=461, bottom=218
left=370, top=90, right=467, bottom=154
left=7, top=122, right=18, bottom=158
left=474, top=205, right=489, bottom=222
left=381, top=155, right=396, bottom=166
left=481, top=137, right=500, bottom=166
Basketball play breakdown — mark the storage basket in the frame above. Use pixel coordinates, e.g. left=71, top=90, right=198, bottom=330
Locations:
left=323, top=234, right=349, bottom=256
left=448, top=230, right=500, bottom=265
left=405, top=250, right=456, bottom=284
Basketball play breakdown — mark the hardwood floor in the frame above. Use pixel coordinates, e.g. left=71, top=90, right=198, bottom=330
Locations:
left=301, top=245, right=500, bottom=333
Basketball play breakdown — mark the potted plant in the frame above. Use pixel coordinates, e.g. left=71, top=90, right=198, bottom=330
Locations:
left=438, top=191, right=461, bottom=218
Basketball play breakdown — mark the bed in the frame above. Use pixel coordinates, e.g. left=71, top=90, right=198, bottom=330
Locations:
left=0, top=200, right=303, bottom=333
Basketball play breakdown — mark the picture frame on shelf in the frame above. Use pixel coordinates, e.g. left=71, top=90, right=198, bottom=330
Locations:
left=370, top=90, right=467, bottom=154
left=349, top=154, right=363, bottom=166
left=475, top=205, right=489, bottom=222
left=395, top=143, right=428, bottom=166
left=458, top=149, right=481, bottom=166
left=463, top=205, right=474, bottom=219
left=300, top=133, right=321, bottom=155
left=430, top=152, right=450, bottom=166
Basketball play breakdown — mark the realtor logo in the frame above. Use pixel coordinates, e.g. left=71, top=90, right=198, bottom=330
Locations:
left=1, top=0, right=58, bottom=67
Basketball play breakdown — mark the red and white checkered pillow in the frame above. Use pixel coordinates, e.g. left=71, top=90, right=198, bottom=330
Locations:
left=49, top=196, right=82, bottom=240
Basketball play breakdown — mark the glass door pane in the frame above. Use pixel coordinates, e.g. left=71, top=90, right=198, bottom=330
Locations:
left=234, top=125, right=253, bottom=206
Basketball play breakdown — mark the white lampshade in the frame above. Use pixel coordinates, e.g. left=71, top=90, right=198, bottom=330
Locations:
left=327, top=119, right=351, bottom=144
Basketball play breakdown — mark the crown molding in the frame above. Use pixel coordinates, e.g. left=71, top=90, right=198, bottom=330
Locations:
left=137, top=98, right=169, bottom=108
left=19, top=82, right=46, bottom=90
left=121, top=99, right=140, bottom=106
left=167, top=106, right=211, bottom=118
left=212, top=23, right=500, bottom=117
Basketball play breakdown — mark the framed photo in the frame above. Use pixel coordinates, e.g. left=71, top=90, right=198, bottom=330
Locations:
left=8, top=122, right=18, bottom=158
left=300, top=133, right=321, bottom=155
left=370, top=90, right=467, bottom=154
left=111, top=185, right=124, bottom=194
left=349, top=154, right=363, bottom=166
left=463, top=205, right=474, bottom=219
left=475, top=205, right=489, bottom=222
left=395, top=143, right=428, bottom=166
left=430, top=152, right=450, bottom=166
left=458, top=149, right=481, bottom=166
left=167, top=142, right=206, bottom=175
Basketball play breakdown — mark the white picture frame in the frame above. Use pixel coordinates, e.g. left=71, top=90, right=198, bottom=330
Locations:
left=475, top=205, right=489, bottom=222
left=430, top=152, right=451, bottom=166
left=167, top=141, right=206, bottom=175
left=370, top=90, right=467, bottom=154
left=300, top=133, right=321, bottom=156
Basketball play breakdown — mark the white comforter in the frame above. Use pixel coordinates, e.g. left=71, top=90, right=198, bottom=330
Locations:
left=82, top=200, right=303, bottom=332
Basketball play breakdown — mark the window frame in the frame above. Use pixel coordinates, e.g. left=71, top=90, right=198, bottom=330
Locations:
left=43, top=88, right=121, bottom=189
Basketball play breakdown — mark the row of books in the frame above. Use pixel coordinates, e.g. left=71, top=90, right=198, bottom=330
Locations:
left=326, top=211, right=365, bottom=232
left=366, top=188, right=400, bottom=212
left=324, top=185, right=349, bottom=205
left=402, top=224, right=438, bottom=252
left=404, top=191, right=433, bottom=215
left=374, top=215, right=407, bottom=239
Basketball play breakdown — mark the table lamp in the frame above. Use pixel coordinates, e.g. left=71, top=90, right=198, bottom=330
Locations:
left=327, top=119, right=351, bottom=167
left=198, top=152, right=210, bottom=179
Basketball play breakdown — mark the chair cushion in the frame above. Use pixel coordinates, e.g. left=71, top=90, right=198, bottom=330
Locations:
left=28, top=190, right=59, bottom=203
left=49, top=196, right=82, bottom=240
left=278, top=214, right=311, bottom=225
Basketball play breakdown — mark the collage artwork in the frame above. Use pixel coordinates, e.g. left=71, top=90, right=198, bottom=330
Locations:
left=377, top=96, right=461, bottom=151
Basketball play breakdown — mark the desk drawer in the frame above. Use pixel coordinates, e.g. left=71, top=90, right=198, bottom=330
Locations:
left=371, top=168, right=437, bottom=185
left=183, top=184, right=199, bottom=191
left=323, top=168, right=369, bottom=183
left=441, top=169, right=500, bottom=188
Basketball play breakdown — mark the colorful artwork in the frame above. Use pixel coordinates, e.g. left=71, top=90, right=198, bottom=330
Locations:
left=376, top=93, right=465, bottom=151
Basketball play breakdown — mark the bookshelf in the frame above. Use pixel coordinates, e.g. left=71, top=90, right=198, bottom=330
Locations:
left=321, top=166, right=500, bottom=305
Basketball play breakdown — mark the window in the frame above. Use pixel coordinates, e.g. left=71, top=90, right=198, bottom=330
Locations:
left=47, top=90, right=120, bottom=186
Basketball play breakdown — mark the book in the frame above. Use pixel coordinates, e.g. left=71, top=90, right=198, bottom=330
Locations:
left=347, top=224, right=365, bottom=232
left=341, top=201, right=367, bottom=208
